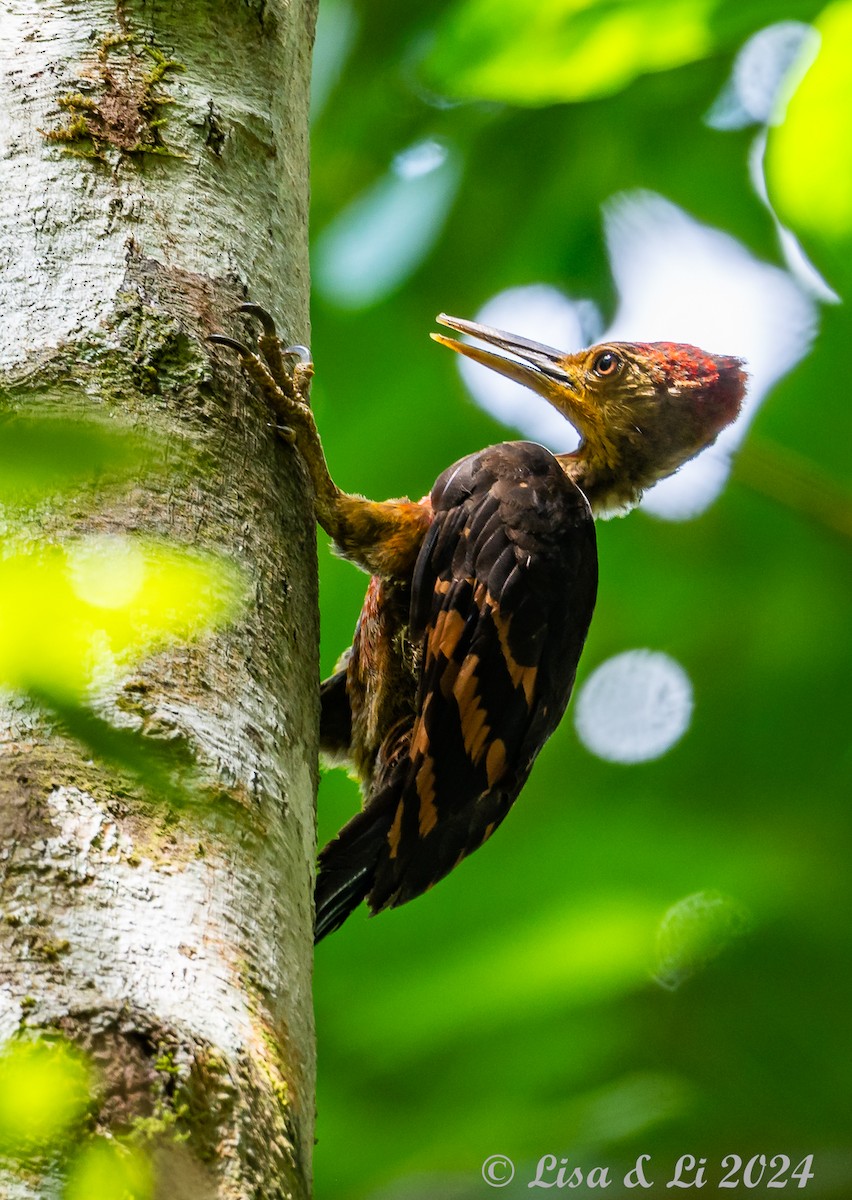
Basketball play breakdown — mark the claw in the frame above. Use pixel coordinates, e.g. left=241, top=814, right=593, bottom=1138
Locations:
left=225, top=304, right=313, bottom=365
left=208, top=334, right=251, bottom=356
left=211, top=308, right=312, bottom=424
left=282, top=344, right=312, bottom=365
left=235, top=302, right=278, bottom=337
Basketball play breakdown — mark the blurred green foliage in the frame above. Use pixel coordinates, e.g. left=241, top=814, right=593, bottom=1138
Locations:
left=0, top=412, right=251, bottom=1200
left=424, top=0, right=727, bottom=105
left=0, top=1036, right=154, bottom=1197
left=766, top=0, right=852, bottom=289
left=309, top=0, right=852, bottom=1197
left=0, top=538, right=241, bottom=701
left=0, top=419, right=243, bottom=1189
left=0, top=416, right=245, bottom=797
left=63, top=1138, right=154, bottom=1200
left=0, top=415, right=158, bottom=507
left=0, top=1039, right=91, bottom=1156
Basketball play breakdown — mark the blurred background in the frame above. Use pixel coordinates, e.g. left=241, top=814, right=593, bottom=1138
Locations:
left=308, top=0, right=852, bottom=1197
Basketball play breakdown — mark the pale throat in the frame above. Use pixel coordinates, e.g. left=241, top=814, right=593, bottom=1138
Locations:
left=555, top=453, right=639, bottom=518
left=555, top=438, right=651, bottom=519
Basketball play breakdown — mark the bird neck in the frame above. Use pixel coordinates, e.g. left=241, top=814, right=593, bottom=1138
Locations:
left=555, top=450, right=643, bottom=519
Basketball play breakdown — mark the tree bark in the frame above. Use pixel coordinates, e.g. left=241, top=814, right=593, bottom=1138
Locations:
left=0, top=2, right=317, bottom=1197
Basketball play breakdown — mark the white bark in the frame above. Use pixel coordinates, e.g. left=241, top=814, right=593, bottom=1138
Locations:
left=0, top=2, right=317, bottom=1197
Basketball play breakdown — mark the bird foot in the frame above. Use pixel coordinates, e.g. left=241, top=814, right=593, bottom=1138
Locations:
left=209, top=303, right=314, bottom=443
left=211, top=303, right=343, bottom=532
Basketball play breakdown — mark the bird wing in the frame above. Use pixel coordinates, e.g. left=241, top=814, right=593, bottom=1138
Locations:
left=367, top=440, right=598, bottom=911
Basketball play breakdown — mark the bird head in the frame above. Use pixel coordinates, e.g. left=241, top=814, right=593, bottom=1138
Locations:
left=432, top=314, right=746, bottom=508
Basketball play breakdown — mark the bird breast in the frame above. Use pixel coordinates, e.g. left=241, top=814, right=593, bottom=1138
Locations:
left=346, top=574, right=423, bottom=786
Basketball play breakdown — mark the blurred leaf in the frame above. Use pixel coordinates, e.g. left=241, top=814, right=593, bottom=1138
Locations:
left=314, top=141, right=462, bottom=309
left=0, top=415, right=163, bottom=508
left=64, top=1138, right=154, bottom=1200
left=39, top=693, right=199, bottom=806
left=423, top=0, right=719, bottom=105
left=0, top=1039, right=91, bottom=1155
left=654, top=889, right=752, bottom=988
left=0, top=537, right=245, bottom=700
left=765, top=0, right=852, bottom=290
left=311, top=0, right=360, bottom=121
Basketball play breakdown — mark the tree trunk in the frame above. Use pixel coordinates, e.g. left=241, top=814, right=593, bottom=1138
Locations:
left=0, top=2, right=317, bottom=1197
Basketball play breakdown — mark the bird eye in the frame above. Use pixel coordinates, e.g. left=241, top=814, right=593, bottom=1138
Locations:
left=592, top=350, right=622, bottom=378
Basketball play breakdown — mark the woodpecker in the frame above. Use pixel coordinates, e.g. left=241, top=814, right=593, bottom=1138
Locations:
left=211, top=307, right=745, bottom=941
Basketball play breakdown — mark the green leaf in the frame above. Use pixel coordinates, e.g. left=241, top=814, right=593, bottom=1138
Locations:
left=422, top=0, right=718, bottom=106
left=38, top=694, right=198, bottom=806
left=64, top=1138, right=154, bottom=1200
left=0, top=415, right=162, bottom=507
left=0, top=1039, right=91, bottom=1155
left=654, top=889, right=751, bottom=988
left=765, top=0, right=852, bottom=290
left=0, top=538, right=245, bottom=700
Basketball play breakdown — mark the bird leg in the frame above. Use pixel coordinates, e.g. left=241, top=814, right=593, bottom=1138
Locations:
left=210, top=305, right=430, bottom=578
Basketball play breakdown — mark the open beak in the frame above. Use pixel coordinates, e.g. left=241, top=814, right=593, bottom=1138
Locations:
left=431, top=314, right=577, bottom=404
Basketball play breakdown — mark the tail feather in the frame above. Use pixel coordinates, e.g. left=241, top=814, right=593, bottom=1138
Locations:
left=314, top=799, right=394, bottom=942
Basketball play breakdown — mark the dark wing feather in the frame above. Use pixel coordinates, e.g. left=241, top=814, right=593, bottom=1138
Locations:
left=319, top=664, right=352, bottom=761
left=368, top=441, right=598, bottom=912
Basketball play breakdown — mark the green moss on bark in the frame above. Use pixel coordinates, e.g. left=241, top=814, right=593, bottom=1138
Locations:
left=41, top=30, right=186, bottom=163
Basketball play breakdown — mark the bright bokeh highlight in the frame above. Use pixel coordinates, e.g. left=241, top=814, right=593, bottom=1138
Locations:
left=705, top=21, right=818, bottom=129
left=64, top=1138, right=154, bottom=1200
left=766, top=1, right=852, bottom=247
left=0, top=1039, right=91, bottom=1153
left=574, top=650, right=693, bottom=764
left=424, top=0, right=715, bottom=105
left=451, top=284, right=600, bottom=452
left=314, top=140, right=460, bottom=309
left=0, top=538, right=244, bottom=700
left=604, top=191, right=816, bottom=519
left=310, top=0, right=358, bottom=121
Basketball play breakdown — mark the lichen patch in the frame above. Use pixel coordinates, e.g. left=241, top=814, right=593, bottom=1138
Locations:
left=42, top=31, right=186, bottom=163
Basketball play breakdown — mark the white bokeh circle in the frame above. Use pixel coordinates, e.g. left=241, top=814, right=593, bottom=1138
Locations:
left=574, top=650, right=694, bottom=764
